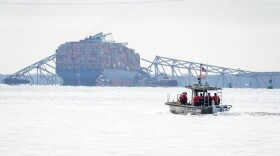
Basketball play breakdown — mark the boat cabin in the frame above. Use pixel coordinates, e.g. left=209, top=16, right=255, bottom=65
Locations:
left=182, top=84, right=222, bottom=107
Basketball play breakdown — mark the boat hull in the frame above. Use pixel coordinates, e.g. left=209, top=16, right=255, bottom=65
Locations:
left=165, top=102, right=231, bottom=115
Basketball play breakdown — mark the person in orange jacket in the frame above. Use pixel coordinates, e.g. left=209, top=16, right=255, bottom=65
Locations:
left=179, top=92, right=188, bottom=105
left=193, top=92, right=200, bottom=106
left=212, top=93, right=220, bottom=105
left=199, top=93, right=204, bottom=106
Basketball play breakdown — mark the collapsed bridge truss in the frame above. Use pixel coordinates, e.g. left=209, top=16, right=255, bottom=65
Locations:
left=2, top=54, right=280, bottom=88
left=2, top=54, right=62, bottom=85
left=142, top=56, right=280, bottom=88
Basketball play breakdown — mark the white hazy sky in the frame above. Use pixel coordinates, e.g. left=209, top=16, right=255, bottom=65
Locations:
left=1, top=0, right=280, bottom=74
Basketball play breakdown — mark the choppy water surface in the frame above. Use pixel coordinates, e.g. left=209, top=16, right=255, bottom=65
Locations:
left=0, top=85, right=279, bottom=156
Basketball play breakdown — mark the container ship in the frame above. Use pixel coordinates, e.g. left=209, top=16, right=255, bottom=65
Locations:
left=56, top=33, right=140, bottom=86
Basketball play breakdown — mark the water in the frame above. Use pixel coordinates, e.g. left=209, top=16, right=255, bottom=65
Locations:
left=0, top=85, right=279, bottom=156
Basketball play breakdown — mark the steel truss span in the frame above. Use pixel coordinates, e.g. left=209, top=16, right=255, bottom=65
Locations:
left=2, top=54, right=62, bottom=85
left=142, top=56, right=280, bottom=88
left=2, top=54, right=280, bottom=88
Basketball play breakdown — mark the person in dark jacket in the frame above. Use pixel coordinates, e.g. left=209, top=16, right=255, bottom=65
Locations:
left=205, top=93, right=213, bottom=106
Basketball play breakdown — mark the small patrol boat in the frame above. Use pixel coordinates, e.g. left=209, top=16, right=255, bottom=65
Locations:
left=165, top=65, right=232, bottom=115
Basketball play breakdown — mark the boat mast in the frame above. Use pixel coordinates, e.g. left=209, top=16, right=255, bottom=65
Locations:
left=198, top=64, right=202, bottom=85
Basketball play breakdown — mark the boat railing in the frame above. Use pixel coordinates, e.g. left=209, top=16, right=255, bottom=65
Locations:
left=167, top=94, right=170, bottom=102
left=177, top=94, right=180, bottom=102
left=217, top=89, right=223, bottom=105
left=227, top=105, right=232, bottom=109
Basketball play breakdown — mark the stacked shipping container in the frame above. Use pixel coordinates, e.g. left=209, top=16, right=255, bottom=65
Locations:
left=55, top=33, right=140, bottom=86
left=56, top=43, right=140, bottom=71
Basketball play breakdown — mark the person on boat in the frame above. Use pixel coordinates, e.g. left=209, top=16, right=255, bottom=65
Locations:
left=193, top=92, right=200, bottom=106
left=212, top=93, right=220, bottom=105
left=199, top=93, right=204, bottom=106
left=179, top=92, right=188, bottom=105
left=205, top=93, right=212, bottom=106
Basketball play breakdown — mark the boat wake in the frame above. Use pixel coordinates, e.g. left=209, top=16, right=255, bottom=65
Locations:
left=217, top=112, right=280, bottom=117
left=160, top=111, right=280, bottom=117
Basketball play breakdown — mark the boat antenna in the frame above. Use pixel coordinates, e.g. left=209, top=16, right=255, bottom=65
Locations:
left=198, top=64, right=202, bottom=85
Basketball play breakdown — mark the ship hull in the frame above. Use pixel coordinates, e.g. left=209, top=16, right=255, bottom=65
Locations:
left=57, top=68, right=138, bottom=86
left=157, top=80, right=178, bottom=87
